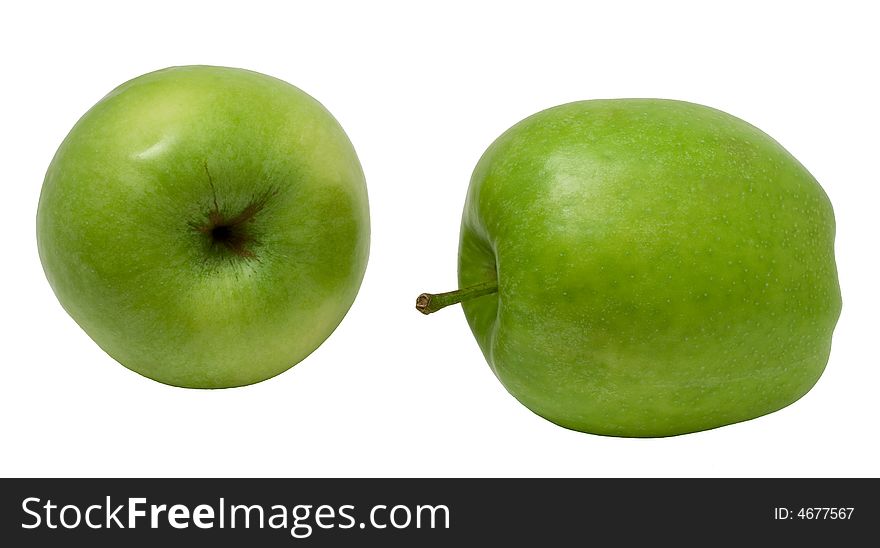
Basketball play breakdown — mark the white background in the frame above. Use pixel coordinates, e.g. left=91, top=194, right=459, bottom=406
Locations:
left=1, top=0, right=878, bottom=477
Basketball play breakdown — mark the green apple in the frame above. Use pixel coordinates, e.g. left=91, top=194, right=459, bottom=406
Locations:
left=418, top=99, right=841, bottom=437
left=37, top=66, right=369, bottom=388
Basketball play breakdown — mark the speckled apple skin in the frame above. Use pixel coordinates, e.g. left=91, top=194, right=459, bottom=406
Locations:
left=458, top=99, right=841, bottom=437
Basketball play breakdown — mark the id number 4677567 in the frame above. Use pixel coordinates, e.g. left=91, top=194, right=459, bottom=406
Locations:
left=773, top=507, right=854, bottom=520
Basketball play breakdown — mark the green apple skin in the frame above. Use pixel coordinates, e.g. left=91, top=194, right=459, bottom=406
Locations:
left=37, top=66, right=369, bottom=388
left=458, top=99, right=841, bottom=437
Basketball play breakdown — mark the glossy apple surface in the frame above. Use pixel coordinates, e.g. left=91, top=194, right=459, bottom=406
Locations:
left=451, top=99, right=840, bottom=436
left=37, top=66, right=369, bottom=388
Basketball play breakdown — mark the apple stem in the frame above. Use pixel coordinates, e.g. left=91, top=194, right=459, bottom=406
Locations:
left=416, top=281, right=498, bottom=315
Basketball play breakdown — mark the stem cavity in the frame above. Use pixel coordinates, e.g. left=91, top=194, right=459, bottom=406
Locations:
left=191, top=161, right=278, bottom=259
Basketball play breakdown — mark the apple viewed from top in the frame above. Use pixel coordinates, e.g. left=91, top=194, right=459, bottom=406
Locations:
left=37, top=66, right=370, bottom=388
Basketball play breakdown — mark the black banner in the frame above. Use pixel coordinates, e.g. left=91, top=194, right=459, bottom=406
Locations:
left=1, top=479, right=874, bottom=545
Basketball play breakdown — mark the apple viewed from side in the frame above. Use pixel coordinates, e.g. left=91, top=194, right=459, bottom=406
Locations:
left=37, top=66, right=369, bottom=388
left=418, top=99, right=841, bottom=437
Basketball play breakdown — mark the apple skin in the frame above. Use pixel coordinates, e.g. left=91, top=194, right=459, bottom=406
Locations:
left=37, top=66, right=369, bottom=388
left=458, top=99, right=841, bottom=437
